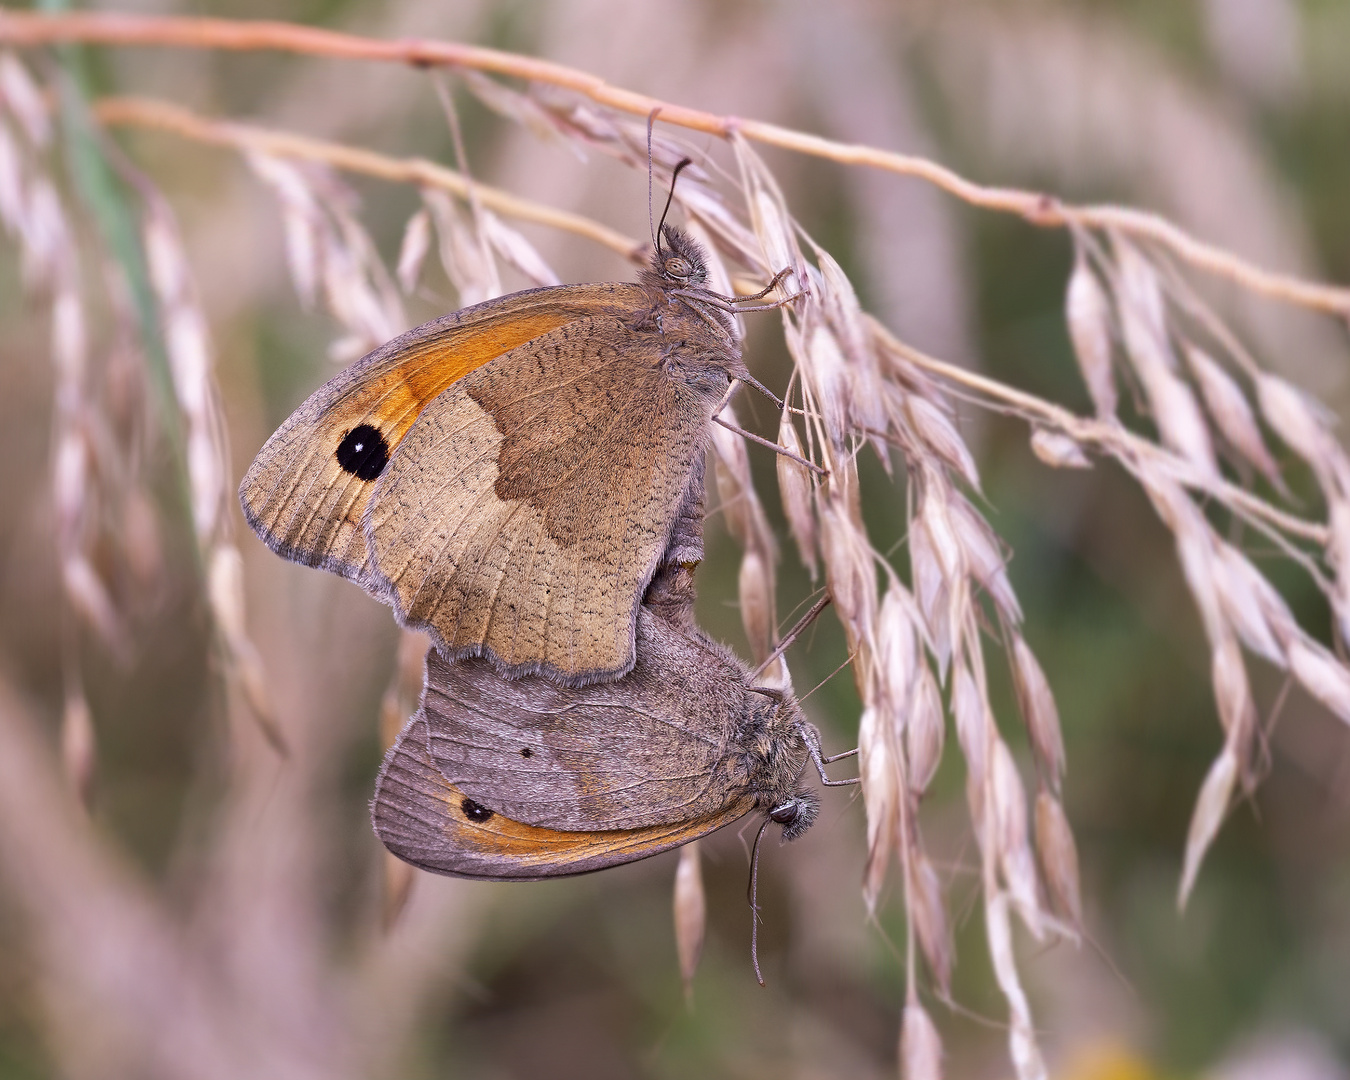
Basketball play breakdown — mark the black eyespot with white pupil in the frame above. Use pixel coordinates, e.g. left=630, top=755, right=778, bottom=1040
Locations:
left=460, top=798, right=494, bottom=823
left=336, top=423, right=390, bottom=481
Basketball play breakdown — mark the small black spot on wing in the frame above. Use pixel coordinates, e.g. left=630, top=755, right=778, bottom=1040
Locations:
left=460, top=798, right=494, bottom=823
left=336, top=424, right=390, bottom=480
left=520, top=747, right=533, bottom=758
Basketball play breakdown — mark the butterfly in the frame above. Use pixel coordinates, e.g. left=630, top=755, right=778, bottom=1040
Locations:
left=371, top=602, right=829, bottom=880
left=240, top=223, right=783, bottom=686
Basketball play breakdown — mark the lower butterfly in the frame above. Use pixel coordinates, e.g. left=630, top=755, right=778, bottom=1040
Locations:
left=372, top=605, right=838, bottom=880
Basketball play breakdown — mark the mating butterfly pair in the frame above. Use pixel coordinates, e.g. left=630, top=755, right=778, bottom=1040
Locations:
left=241, top=225, right=843, bottom=885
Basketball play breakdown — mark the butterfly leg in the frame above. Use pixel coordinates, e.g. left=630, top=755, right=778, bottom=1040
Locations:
left=801, top=722, right=861, bottom=787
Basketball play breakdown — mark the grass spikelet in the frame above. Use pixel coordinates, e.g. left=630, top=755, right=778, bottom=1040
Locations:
left=1030, top=428, right=1092, bottom=469
left=423, top=187, right=502, bottom=306
left=859, top=704, right=898, bottom=915
left=673, top=841, right=706, bottom=1003
left=1183, top=343, right=1281, bottom=488
left=395, top=206, right=431, bottom=294
left=776, top=413, right=818, bottom=580
left=908, top=849, right=953, bottom=996
left=1065, top=247, right=1117, bottom=418
left=990, top=738, right=1044, bottom=939
left=59, top=688, right=96, bottom=810
left=905, top=664, right=944, bottom=797
left=1010, top=633, right=1065, bottom=787
left=985, top=892, right=1048, bottom=1080
left=900, top=999, right=943, bottom=1080
left=1179, top=744, right=1238, bottom=909
left=1034, top=789, right=1082, bottom=929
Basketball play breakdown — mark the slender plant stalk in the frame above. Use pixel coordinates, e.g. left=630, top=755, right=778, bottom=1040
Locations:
left=88, top=93, right=1332, bottom=555
left=94, top=96, right=644, bottom=262
left=1, top=9, right=1347, bottom=315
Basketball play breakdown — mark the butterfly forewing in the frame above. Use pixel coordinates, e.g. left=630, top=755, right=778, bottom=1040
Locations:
left=238, top=288, right=613, bottom=586
left=364, top=316, right=715, bottom=682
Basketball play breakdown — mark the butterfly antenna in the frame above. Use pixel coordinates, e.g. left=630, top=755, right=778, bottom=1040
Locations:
left=747, top=817, right=772, bottom=987
left=657, top=157, right=695, bottom=255
left=751, top=594, right=832, bottom=680
left=647, top=108, right=661, bottom=254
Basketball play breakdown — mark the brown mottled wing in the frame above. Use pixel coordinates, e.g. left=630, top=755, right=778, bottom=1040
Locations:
left=364, top=315, right=716, bottom=682
left=372, top=712, right=751, bottom=880
left=414, top=609, right=756, bottom=832
left=237, top=286, right=621, bottom=586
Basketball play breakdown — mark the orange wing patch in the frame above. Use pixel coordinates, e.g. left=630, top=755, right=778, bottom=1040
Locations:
left=377, top=309, right=580, bottom=447
left=239, top=304, right=580, bottom=584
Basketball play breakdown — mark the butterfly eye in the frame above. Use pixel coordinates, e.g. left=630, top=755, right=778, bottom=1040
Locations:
left=664, top=256, right=691, bottom=279
left=769, top=802, right=798, bottom=825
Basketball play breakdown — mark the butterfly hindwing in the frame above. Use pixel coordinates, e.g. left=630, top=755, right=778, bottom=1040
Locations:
left=416, top=608, right=755, bottom=831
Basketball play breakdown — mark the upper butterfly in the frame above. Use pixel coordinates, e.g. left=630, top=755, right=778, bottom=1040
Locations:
left=240, top=225, right=756, bottom=685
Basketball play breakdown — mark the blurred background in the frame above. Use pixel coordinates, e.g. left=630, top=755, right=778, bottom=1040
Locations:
left=2, top=1, right=1350, bottom=1077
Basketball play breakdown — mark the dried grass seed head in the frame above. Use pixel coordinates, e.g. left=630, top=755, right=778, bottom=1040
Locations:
left=0, top=54, right=50, bottom=148
left=906, top=663, right=945, bottom=797
left=1257, top=372, right=1349, bottom=493
left=1113, top=243, right=1220, bottom=480
left=1179, top=743, right=1238, bottom=908
left=909, top=849, right=954, bottom=996
left=1211, top=633, right=1256, bottom=747
left=951, top=661, right=988, bottom=814
left=984, top=892, right=1049, bottom=1080
left=1009, top=633, right=1064, bottom=785
left=673, top=841, right=706, bottom=999
left=990, top=738, right=1044, bottom=938
left=1065, top=251, right=1118, bottom=418
left=483, top=210, right=561, bottom=288
left=776, top=413, right=819, bottom=579
left=246, top=151, right=322, bottom=307
left=949, top=492, right=1021, bottom=625
left=60, top=689, right=97, bottom=810
left=859, top=704, right=899, bottom=915
left=1287, top=636, right=1350, bottom=725
left=737, top=549, right=776, bottom=664
left=1030, top=428, right=1092, bottom=469
left=0, top=122, right=23, bottom=236
left=818, top=487, right=877, bottom=654
left=1146, top=479, right=1228, bottom=648
left=901, top=1001, right=944, bottom=1080
left=711, top=405, right=777, bottom=565
left=1183, top=343, right=1281, bottom=488
left=1326, top=501, right=1350, bottom=650
left=877, top=581, right=919, bottom=720
left=395, top=206, right=431, bottom=294
left=1212, top=540, right=1294, bottom=665
left=1034, top=789, right=1082, bottom=928
left=904, top=395, right=980, bottom=491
